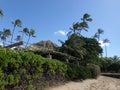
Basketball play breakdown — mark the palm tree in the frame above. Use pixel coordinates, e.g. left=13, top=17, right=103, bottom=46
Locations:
left=14, top=35, right=22, bottom=49
left=80, top=13, right=92, bottom=31
left=93, top=32, right=98, bottom=39
left=82, top=13, right=92, bottom=22
left=0, top=29, right=11, bottom=47
left=0, top=8, right=3, bottom=17
left=11, top=19, right=22, bottom=44
left=93, top=29, right=104, bottom=41
left=20, top=28, right=29, bottom=41
left=67, top=22, right=80, bottom=37
left=25, top=29, right=35, bottom=48
left=103, top=38, right=110, bottom=58
left=67, top=13, right=92, bottom=38
left=97, top=29, right=104, bottom=41
left=15, top=35, right=22, bottom=42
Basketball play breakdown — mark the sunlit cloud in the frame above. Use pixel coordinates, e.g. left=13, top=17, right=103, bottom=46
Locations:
left=54, top=30, right=68, bottom=36
left=99, top=41, right=110, bottom=47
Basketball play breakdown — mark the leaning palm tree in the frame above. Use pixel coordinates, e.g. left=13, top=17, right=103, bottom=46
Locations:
left=25, top=29, right=35, bottom=48
left=103, top=38, right=110, bottom=58
left=79, top=13, right=92, bottom=34
left=20, top=28, right=29, bottom=41
left=0, top=8, right=3, bottom=17
left=0, top=29, right=11, bottom=47
left=67, top=13, right=92, bottom=38
left=82, top=13, right=92, bottom=22
left=67, top=22, right=80, bottom=37
left=93, top=32, right=99, bottom=39
left=11, top=19, right=22, bottom=44
left=15, top=35, right=22, bottom=42
left=93, top=29, right=104, bottom=41
left=97, top=29, right=104, bottom=41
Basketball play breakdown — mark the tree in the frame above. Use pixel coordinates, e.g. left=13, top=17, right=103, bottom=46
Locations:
left=112, top=55, right=120, bottom=61
left=25, top=29, right=35, bottom=48
left=68, top=22, right=80, bottom=37
left=59, top=34, right=102, bottom=61
left=0, top=8, right=3, bottom=17
left=14, top=35, right=22, bottom=49
left=103, top=39, right=110, bottom=58
left=67, top=13, right=92, bottom=37
left=0, top=29, right=11, bottom=47
left=60, top=34, right=86, bottom=59
left=15, top=35, right=22, bottom=42
left=19, top=27, right=29, bottom=42
left=11, top=19, right=22, bottom=44
left=81, top=13, right=92, bottom=22
left=83, top=37, right=103, bottom=63
left=79, top=13, right=92, bottom=31
left=94, top=29, right=104, bottom=41
left=93, top=32, right=98, bottom=40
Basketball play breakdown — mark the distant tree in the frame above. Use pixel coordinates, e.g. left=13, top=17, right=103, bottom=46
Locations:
left=11, top=19, right=22, bottom=44
left=25, top=29, right=35, bottom=48
left=112, top=55, right=120, bottom=61
left=0, top=29, right=11, bottom=47
left=103, top=39, right=110, bottom=58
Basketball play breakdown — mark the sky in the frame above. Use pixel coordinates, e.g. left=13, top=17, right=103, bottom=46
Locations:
left=0, top=0, right=120, bottom=57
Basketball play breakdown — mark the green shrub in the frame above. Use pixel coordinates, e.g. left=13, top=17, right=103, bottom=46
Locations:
left=0, top=48, right=68, bottom=89
left=87, top=63, right=101, bottom=78
left=67, top=63, right=93, bottom=80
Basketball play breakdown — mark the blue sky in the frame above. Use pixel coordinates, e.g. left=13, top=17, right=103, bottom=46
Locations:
left=0, top=0, right=120, bottom=57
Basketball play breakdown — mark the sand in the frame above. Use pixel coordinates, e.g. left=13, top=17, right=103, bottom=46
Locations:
left=46, top=76, right=120, bottom=90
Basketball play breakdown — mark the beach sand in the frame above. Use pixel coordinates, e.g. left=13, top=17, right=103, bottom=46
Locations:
left=46, top=76, right=120, bottom=90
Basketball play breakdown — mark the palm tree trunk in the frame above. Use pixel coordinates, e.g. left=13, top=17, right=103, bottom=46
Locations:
left=105, top=44, right=107, bottom=58
left=3, top=40, right=5, bottom=47
left=11, top=26, right=15, bottom=44
left=25, top=36, right=30, bottom=48
left=98, top=35, right=100, bottom=42
left=21, top=32, right=24, bottom=41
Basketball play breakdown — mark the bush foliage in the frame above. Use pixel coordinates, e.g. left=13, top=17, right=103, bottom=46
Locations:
left=0, top=47, right=100, bottom=89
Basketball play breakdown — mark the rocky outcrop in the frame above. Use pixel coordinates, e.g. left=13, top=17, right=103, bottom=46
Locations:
left=28, top=40, right=58, bottom=51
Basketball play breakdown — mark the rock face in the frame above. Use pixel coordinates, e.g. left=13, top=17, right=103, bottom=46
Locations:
left=28, top=40, right=58, bottom=51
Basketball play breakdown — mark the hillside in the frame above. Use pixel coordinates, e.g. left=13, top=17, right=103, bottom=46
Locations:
left=28, top=40, right=58, bottom=51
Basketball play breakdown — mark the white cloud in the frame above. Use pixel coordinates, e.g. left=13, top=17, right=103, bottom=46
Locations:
left=54, top=30, right=68, bottom=36
left=99, top=41, right=110, bottom=47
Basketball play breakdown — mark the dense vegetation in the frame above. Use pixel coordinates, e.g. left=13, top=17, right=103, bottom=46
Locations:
left=59, top=34, right=102, bottom=63
left=0, top=47, right=100, bottom=89
left=100, top=56, right=120, bottom=73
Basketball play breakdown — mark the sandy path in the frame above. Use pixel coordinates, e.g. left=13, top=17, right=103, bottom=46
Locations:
left=46, top=76, right=120, bottom=90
